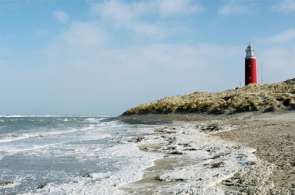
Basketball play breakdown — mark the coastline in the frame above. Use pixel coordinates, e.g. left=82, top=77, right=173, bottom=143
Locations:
left=120, top=112, right=295, bottom=194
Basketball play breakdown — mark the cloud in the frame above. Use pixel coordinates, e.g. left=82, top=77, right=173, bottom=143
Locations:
left=157, top=0, right=204, bottom=16
left=218, top=0, right=257, bottom=15
left=272, top=0, right=295, bottom=13
left=89, top=0, right=202, bottom=40
left=218, top=4, right=245, bottom=15
left=252, top=29, right=295, bottom=83
left=91, top=0, right=203, bottom=21
left=92, top=0, right=135, bottom=22
left=266, top=28, right=295, bottom=43
left=53, top=10, right=69, bottom=23
left=259, top=46, right=295, bottom=82
left=45, top=20, right=239, bottom=82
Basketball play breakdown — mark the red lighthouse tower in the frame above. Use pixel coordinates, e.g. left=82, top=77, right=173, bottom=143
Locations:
left=245, top=44, right=257, bottom=85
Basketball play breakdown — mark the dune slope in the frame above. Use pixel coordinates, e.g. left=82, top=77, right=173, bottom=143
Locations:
left=123, top=78, right=295, bottom=116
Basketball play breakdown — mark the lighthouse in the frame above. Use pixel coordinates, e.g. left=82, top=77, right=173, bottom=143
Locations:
left=245, top=44, right=257, bottom=85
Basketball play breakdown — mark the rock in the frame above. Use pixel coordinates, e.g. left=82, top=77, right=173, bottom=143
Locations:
left=173, top=178, right=185, bottom=182
left=80, top=171, right=93, bottom=178
left=37, top=182, right=48, bottom=189
left=209, top=161, right=225, bottom=168
left=211, top=151, right=231, bottom=159
left=128, top=136, right=144, bottom=143
left=178, top=143, right=191, bottom=147
left=154, top=176, right=164, bottom=182
left=200, top=123, right=222, bottom=132
left=168, top=151, right=183, bottom=155
left=0, top=180, right=13, bottom=186
left=246, top=161, right=257, bottom=166
left=205, top=146, right=219, bottom=153
left=183, top=147, right=197, bottom=151
left=165, top=146, right=176, bottom=150
left=290, top=160, right=295, bottom=167
left=222, top=179, right=235, bottom=186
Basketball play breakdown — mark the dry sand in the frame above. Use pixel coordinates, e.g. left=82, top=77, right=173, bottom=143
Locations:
left=216, top=112, right=295, bottom=194
left=120, top=112, right=295, bottom=195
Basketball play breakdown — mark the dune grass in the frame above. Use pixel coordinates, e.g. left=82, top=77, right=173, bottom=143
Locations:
left=123, top=78, right=295, bottom=116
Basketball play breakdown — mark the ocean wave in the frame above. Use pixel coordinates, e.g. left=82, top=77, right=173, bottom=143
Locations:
left=0, top=118, right=119, bottom=144
left=0, top=131, right=112, bottom=160
left=0, top=115, right=65, bottom=118
left=0, top=115, right=110, bottom=118
left=0, top=127, right=93, bottom=144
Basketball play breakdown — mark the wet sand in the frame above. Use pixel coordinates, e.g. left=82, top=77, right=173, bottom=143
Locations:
left=120, top=112, right=295, bottom=194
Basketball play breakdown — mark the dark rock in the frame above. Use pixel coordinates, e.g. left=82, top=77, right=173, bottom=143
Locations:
left=184, top=147, right=197, bottom=151
left=173, top=178, right=185, bottom=182
left=290, top=160, right=295, bottom=167
left=246, top=161, right=257, bottom=166
left=37, top=182, right=48, bottom=189
left=80, top=171, right=92, bottom=178
left=211, top=152, right=231, bottom=159
left=154, top=176, right=164, bottom=182
left=0, top=180, right=13, bottom=186
left=168, top=151, right=183, bottom=155
left=128, top=136, right=144, bottom=143
left=222, top=179, right=234, bottom=186
left=178, top=143, right=191, bottom=147
left=166, top=146, right=176, bottom=150
left=201, top=123, right=221, bottom=132
left=209, top=161, right=225, bottom=168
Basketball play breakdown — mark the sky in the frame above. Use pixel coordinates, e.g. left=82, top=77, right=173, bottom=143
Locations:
left=1, top=0, right=295, bottom=116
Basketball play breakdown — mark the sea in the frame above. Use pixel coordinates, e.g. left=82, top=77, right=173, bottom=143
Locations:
left=0, top=116, right=162, bottom=195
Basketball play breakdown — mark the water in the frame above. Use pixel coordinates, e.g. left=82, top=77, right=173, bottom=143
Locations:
left=0, top=116, right=161, bottom=195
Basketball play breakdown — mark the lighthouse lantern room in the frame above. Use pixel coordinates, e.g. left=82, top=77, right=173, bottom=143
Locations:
left=245, top=44, right=257, bottom=85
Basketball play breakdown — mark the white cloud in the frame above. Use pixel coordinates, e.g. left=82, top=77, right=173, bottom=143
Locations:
left=267, top=28, right=295, bottom=43
left=273, top=0, right=295, bottom=13
left=253, top=30, right=295, bottom=83
left=91, top=0, right=203, bottom=21
left=218, top=3, right=247, bottom=15
left=93, top=0, right=135, bottom=22
left=260, top=47, right=295, bottom=82
left=157, top=0, right=203, bottom=16
left=89, top=0, right=201, bottom=40
left=218, top=0, right=256, bottom=15
left=53, top=10, right=69, bottom=23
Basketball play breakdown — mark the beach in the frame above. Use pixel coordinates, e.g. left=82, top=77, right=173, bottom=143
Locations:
left=0, top=113, right=294, bottom=194
left=121, top=112, right=295, bottom=194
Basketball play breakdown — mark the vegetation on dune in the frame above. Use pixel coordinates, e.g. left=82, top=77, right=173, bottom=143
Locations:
left=122, top=78, right=295, bottom=115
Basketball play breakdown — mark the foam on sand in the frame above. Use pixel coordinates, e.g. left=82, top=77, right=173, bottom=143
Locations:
left=127, top=122, right=257, bottom=194
left=23, top=142, right=162, bottom=195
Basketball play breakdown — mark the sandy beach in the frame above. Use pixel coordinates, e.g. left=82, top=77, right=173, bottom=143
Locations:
left=120, top=112, right=295, bottom=194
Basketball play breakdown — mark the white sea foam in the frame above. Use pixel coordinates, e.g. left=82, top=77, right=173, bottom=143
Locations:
left=23, top=142, right=162, bottom=195
left=140, top=123, right=257, bottom=194
left=84, top=117, right=104, bottom=123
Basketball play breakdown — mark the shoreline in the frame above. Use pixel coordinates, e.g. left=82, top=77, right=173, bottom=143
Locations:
left=121, top=112, right=295, bottom=194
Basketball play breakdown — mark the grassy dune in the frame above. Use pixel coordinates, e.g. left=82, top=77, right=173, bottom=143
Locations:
left=123, top=78, right=295, bottom=116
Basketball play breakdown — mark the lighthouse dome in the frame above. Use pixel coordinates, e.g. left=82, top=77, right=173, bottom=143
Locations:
left=245, top=44, right=255, bottom=58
